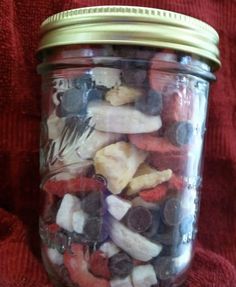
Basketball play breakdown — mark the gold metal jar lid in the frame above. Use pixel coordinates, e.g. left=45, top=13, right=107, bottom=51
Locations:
left=38, top=6, right=220, bottom=69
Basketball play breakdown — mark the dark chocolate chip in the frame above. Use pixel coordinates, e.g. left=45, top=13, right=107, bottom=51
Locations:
left=122, top=69, right=147, bottom=87
left=73, top=74, right=92, bottom=90
left=160, top=243, right=186, bottom=257
left=126, top=206, right=153, bottom=233
left=142, top=210, right=160, bottom=238
left=87, top=87, right=106, bottom=102
left=81, top=191, right=104, bottom=216
left=162, top=197, right=184, bottom=226
left=135, top=89, right=163, bottom=116
left=153, top=256, right=177, bottom=280
left=155, top=223, right=181, bottom=246
left=109, top=252, right=133, bottom=278
left=58, top=88, right=87, bottom=116
left=83, top=217, right=108, bottom=243
left=165, top=122, right=193, bottom=146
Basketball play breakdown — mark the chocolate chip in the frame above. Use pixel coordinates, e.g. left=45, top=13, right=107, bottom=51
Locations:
left=153, top=256, right=177, bottom=280
left=83, top=217, right=108, bottom=243
left=142, top=210, right=160, bottom=238
left=87, top=86, right=108, bottom=102
left=126, top=206, right=153, bottom=233
left=109, top=252, right=133, bottom=278
left=165, top=121, right=193, bottom=146
left=122, top=68, right=147, bottom=87
left=160, top=243, right=186, bottom=257
left=162, top=197, right=184, bottom=226
left=155, top=223, right=181, bottom=246
left=58, top=88, right=87, bottom=116
left=73, top=74, right=92, bottom=90
left=81, top=191, right=104, bottom=216
left=135, top=89, right=163, bottom=116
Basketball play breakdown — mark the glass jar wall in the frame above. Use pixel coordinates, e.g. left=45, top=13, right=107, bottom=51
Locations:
left=38, top=44, right=212, bottom=287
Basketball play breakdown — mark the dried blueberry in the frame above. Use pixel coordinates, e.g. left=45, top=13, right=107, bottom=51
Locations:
left=81, top=191, right=104, bottom=216
left=58, top=88, right=87, bottom=116
left=153, top=256, right=177, bottom=280
left=126, top=206, right=152, bottom=233
left=73, top=74, right=92, bottom=90
left=162, top=197, right=184, bottom=226
left=83, top=217, right=108, bottom=243
left=109, top=252, right=133, bottom=278
left=135, top=89, right=163, bottom=116
left=165, top=122, right=193, bottom=146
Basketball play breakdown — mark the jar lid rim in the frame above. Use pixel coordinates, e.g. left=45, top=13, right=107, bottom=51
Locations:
left=38, top=5, right=221, bottom=69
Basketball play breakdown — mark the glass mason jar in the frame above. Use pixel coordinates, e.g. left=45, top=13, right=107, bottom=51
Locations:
left=37, top=6, right=220, bottom=287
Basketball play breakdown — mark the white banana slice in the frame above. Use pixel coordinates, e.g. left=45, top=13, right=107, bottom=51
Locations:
left=99, top=241, right=120, bottom=258
left=94, top=141, right=147, bottom=194
left=56, top=194, right=81, bottom=232
left=109, top=217, right=162, bottom=261
left=77, top=129, right=121, bottom=159
left=133, top=163, right=157, bottom=177
left=88, top=101, right=162, bottom=134
left=47, top=248, right=64, bottom=265
left=110, top=276, right=133, bottom=287
left=106, top=86, right=143, bottom=106
left=106, top=195, right=132, bottom=220
left=127, top=169, right=172, bottom=196
left=132, top=265, right=158, bottom=287
left=72, top=210, right=88, bottom=234
left=91, top=67, right=121, bottom=88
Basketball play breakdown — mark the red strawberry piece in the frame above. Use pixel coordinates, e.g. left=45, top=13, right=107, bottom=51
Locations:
left=162, top=88, right=194, bottom=125
left=133, top=259, right=144, bottom=266
left=149, top=51, right=175, bottom=93
left=89, top=251, right=111, bottom=279
left=43, top=177, right=104, bottom=197
left=168, top=174, right=186, bottom=191
left=140, top=184, right=168, bottom=202
left=64, top=244, right=110, bottom=287
left=129, top=134, right=188, bottom=154
left=149, top=152, right=188, bottom=175
left=48, top=223, right=60, bottom=234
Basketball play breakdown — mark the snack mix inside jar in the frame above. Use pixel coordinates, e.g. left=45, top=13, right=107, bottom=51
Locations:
left=37, top=6, right=220, bottom=287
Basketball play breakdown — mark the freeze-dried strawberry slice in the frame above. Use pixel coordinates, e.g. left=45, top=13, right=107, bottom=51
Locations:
left=149, top=152, right=188, bottom=175
left=43, top=177, right=104, bottom=197
left=161, top=88, right=194, bottom=125
left=168, top=174, right=186, bottom=191
left=64, top=244, right=110, bottom=287
left=129, top=134, right=188, bottom=154
left=89, top=250, right=111, bottom=279
left=47, top=223, right=60, bottom=234
left=140, top=184, right=168, bottom=202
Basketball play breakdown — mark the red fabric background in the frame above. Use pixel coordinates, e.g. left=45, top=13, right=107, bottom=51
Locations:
left=0, top=0, right=235, bottom=286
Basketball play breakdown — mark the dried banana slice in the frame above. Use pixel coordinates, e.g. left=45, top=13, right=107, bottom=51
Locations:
left=88, top=101, right=162, bottom=134
left=109, top=217, right=162, bottom=261
left=127, top=169, right=172, bottom=196
left=105, top=85, right=143, bottom=106
left=94, top=141, right=147, bottom=194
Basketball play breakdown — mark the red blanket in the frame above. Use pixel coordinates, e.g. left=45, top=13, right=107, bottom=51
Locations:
left=0, top=0, right=235, bottom=286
